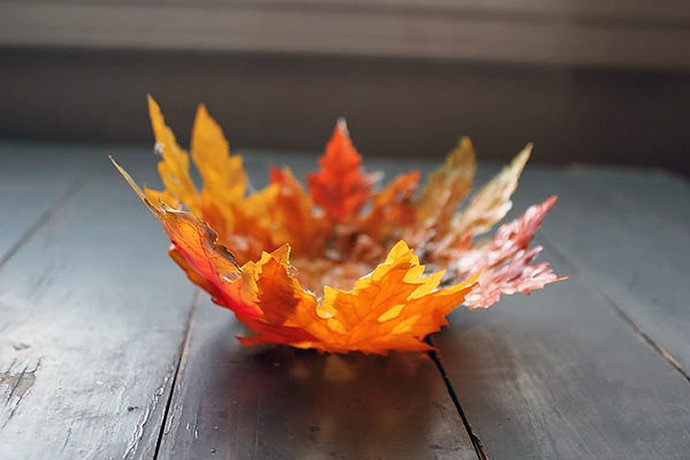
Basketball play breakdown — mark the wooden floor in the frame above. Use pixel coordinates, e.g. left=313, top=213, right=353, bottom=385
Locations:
left=0, top=141, right=688, bottom=459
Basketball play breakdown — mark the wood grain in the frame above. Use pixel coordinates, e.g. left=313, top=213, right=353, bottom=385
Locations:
left=431, top=242, right=690, bottom=459
left=0, top=142, right=90, bottom=263
left=157, top=297, right=476, bottom=460
left=0, top=149, right=196, bottom=459
left=512, top=167, right=690, bottom=373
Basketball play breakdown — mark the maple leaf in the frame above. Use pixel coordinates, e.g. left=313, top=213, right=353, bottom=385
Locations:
left=458, top=197, right=567, bottom=309
left=426, top=145, right=532, bottom=265
left=453, top=144, right=531, bottom=237
left=112, top=96, right=564, bottom=354
left=467, top=247, right=564, bottom=310
left=144, top=97, right=283, bottom=264
left=307, top=119, right=376, bottom=224
left=111, top=158, right=259, bottom=318
left=307, top=241, right=476, bottom=353
left=414, top=137, right=476, bottom=234
left=147, top=94, right=199, bottom=212
left=191, top=104, right=248, bottom=204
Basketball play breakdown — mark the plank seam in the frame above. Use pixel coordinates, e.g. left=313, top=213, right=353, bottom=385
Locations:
left=540, top=238, right=690, bottom=385
left=604, top=295, right=690, bottom=385
left=153, top=289, right=201, bottom=459
left=427, top=345, right=491, bottom=460
left=0, top=176, right=86, bottom=269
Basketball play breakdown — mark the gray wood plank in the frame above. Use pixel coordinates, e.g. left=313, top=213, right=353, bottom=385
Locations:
left=511, top=167, right=690, bottom=373
left=157, top=297, right=476, bottom=460
left=0, top=142, right=92, bottom=263
left=0, top=148, right=196, bottom=459
left=431, top=243, right=690, bottom=459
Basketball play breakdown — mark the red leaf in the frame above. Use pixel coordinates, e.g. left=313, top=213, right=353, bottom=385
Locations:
left=307, top=119, right=375, bottom=224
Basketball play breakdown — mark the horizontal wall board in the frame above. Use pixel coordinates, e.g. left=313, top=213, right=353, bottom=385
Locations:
left=1, top=49, right=689, bottom=175
left=1, top=1, right=689, bottom=69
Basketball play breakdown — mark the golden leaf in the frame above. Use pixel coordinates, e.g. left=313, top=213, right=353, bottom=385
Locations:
left=191, top=104, right=247, bottom=204
left=147, top=95, right=198, bottom=212
left=415, top=137, right=476, bottom=230
left=454, top=144, right=531, bottom=237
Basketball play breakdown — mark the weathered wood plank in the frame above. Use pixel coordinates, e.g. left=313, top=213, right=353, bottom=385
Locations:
left=0, top=142, right=91, bottom=263
left=157, top=297, right=476, bottom=460
left=4, top=143, right=679, bottom=459
left=432, top=242, right=690, bottom=457
left=432, top=243, right=690, bottom=458
left=512, top=167, right=690, bottom=373
left=0, top=148, right=196, bottom=459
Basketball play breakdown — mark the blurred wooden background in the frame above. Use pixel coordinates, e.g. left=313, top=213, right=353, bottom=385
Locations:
left=1, top=0, right=689, bottom=173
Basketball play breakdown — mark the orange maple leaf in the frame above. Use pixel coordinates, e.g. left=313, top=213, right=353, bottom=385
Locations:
left=112, top=96, right=565, bottom=354
left=235, top=241, right=476, bottom=354
left=307, top=119, right=375, bottom=224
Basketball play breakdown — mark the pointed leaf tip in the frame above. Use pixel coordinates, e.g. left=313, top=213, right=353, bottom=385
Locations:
left=307, top=119, right=371, bottom=223
left=110, top=156, right=145, bottom=199
left=336, top=117, right=349, bottom=135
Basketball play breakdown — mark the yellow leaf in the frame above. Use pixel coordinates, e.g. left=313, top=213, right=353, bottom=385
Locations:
left=416, top=137, right=476, bottom=225
left=406, top=138, right=476, bottom=250
left=147, top=95, right=198, bottom=212
left=454, top=144, right=531, bottom=237
left=238, top=241, right=476, bottom=354
left=191, top=104, right=247, bottom=203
